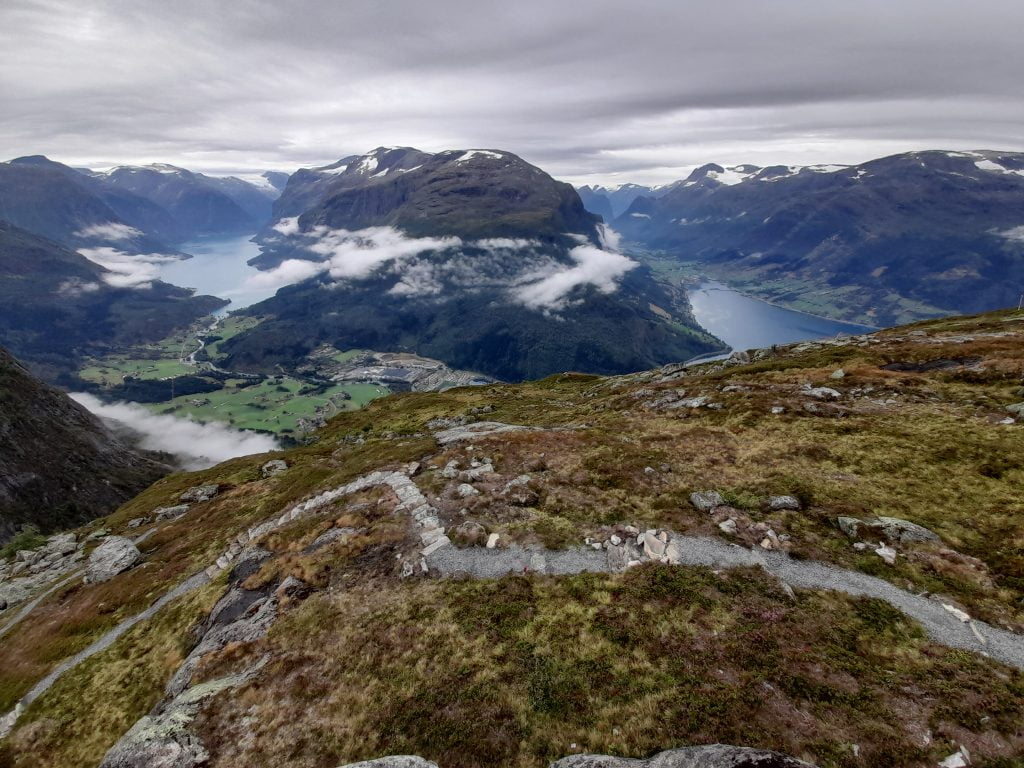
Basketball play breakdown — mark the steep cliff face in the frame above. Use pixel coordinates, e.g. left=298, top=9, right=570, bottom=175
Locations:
left=0, top=345, right=168, bottom=541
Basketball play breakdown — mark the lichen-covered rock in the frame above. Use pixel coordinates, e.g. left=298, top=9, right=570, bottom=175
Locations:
left=154, top=504, right=189, bottom=521
left=86, top=536, right=140, bottom=583
left=690, top=491, right=725, bottom=512
left=836, top=516, right=863, bottom=538
left=335, top=758, right=439, bottom=768
left=332, top=748, right=814, bottom=768
left=768, top=495, right=801, bottom=511
left=99, top=672, right=254, bottom=768
left=261, top=459, right=288, bottom=478
left=549, top=745, right=817, bottom=768
left=179, top=484, right=220, bottom=503
left=873, top=516, right=940, bottom=543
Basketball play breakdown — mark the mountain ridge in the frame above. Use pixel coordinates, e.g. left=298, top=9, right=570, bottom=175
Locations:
left=612, top=149, right=1024, bottom=325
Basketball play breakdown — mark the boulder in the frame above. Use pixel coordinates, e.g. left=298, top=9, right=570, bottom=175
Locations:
left=261, top=459, right=288, bottom=478
left=1006, top=402, right=1024, bottom=416
left=335, top=759, right=438, bottom=768
left=86, top=536, right=140, bottom=583
left=804, top=386, right=841, bottom=400
left=452, top=521, right=488, bottom=547
left=155, top=504, right=190, bottom=521
left=456, top=483, right=479, bottom=498
left=830, top=369, right=846, bottom=379
left=549, top=745, right=817, bottom=768
left=690, top=491, right=725, bottom=512
left=768, top=495, right=801, bottom=511
left=179, top=484, right=220, bottom=503
left=643, top=530, right=667, bottom=558
left=45, top=532, right=77, bottom=556
left=872, top=516, right=940, bottom=544
left=836, top=517, right=863, bottom=538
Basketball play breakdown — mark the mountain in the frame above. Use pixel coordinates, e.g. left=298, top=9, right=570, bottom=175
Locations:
left=0, top=220, right=225, bottom=380
left=577, top=183, right=676, bottom=219
left=2, top=308, right=1023, bottom=767
left=0, top=157, right=178, bottom=253
left=8, top=155, right=187, bottom=245
left=92, top=163, right=277, bottom=237
left=219, top=147, right=722, bottom=381
left=614, top=150, right=1024, bottom=326
left=0, top=345, right=168, bottom=543
left=256, top=146, right=603, bottom=265
left=259, top=170, right=291, bottom=193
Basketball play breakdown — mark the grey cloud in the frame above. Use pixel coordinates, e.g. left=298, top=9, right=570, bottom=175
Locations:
left=1, top=0, right=1023, bottom=185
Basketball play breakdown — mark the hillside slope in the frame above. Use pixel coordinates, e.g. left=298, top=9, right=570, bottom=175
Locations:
left=1, top=309, right=1022, bottom=767
left=0, top=345, right=168, bottom=543
left=615, top=150, right=1024, bottom=326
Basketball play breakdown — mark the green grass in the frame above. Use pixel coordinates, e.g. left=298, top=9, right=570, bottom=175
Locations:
left=78, top=356, right=197, bottom=386
left=146, top=377, right=388, bottom=433
left=0, top=525, right=46, bottom=561
left=203, top=315, right=263, bottom=361
left=332, top=348, right=369, bottom=363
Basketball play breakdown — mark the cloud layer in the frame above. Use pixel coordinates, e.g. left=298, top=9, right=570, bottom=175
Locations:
left=77, top=247, right=178, bottom=288
left=71, top=392, right=279, bottom=470
left=2, top=0, right=1022, bottom=185
left=250, top=225, right=637, bottom=309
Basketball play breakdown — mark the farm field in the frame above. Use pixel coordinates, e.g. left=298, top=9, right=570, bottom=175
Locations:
left=144, top=376, right=387, bottom=433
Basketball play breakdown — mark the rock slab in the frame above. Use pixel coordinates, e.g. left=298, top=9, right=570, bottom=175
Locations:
left=86, top=536, right=140, bottom=583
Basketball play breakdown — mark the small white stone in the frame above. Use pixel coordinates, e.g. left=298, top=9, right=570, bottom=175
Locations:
left=875, top=544, right=897, bottom=564
left=486, top=533, right=500, bottom=549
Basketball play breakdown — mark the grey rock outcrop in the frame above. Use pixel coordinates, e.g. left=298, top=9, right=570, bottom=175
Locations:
left=335, top=759, right=439, bottom=768
left=874, top=516, right=940, bottom=543
left=99, top=668, right=260, bottom=768
left=768, top=496, right=801, bottom=511
left=333, top=748, right=813, bottom=768
left=690, top=491, right=725, bottom=512
left=261, top=459, right=288, bottom=478
left=549, top=745, right=817, bottom=768
left=179, top=484, right=220, bottom=503
left=155, top=505, right=189, bottom=521
left=86, top=536, right=140, bottom=583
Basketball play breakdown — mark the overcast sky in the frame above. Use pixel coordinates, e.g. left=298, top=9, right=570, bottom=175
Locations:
left=2, top=0, right=1023, bottom=186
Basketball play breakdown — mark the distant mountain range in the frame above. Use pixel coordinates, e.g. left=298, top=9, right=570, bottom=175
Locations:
left=607, top=150, right=1024, bottom=326
left=0, top=155, right=279, bottom=254
left=577, top=183, right=676, bottom=219
left=220, top=147, right=722, bottom=381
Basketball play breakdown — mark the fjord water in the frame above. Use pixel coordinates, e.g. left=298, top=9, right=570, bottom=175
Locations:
left=158, top=234, right=273, bottom=312
left=688, top=281, right=875, bottom=352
